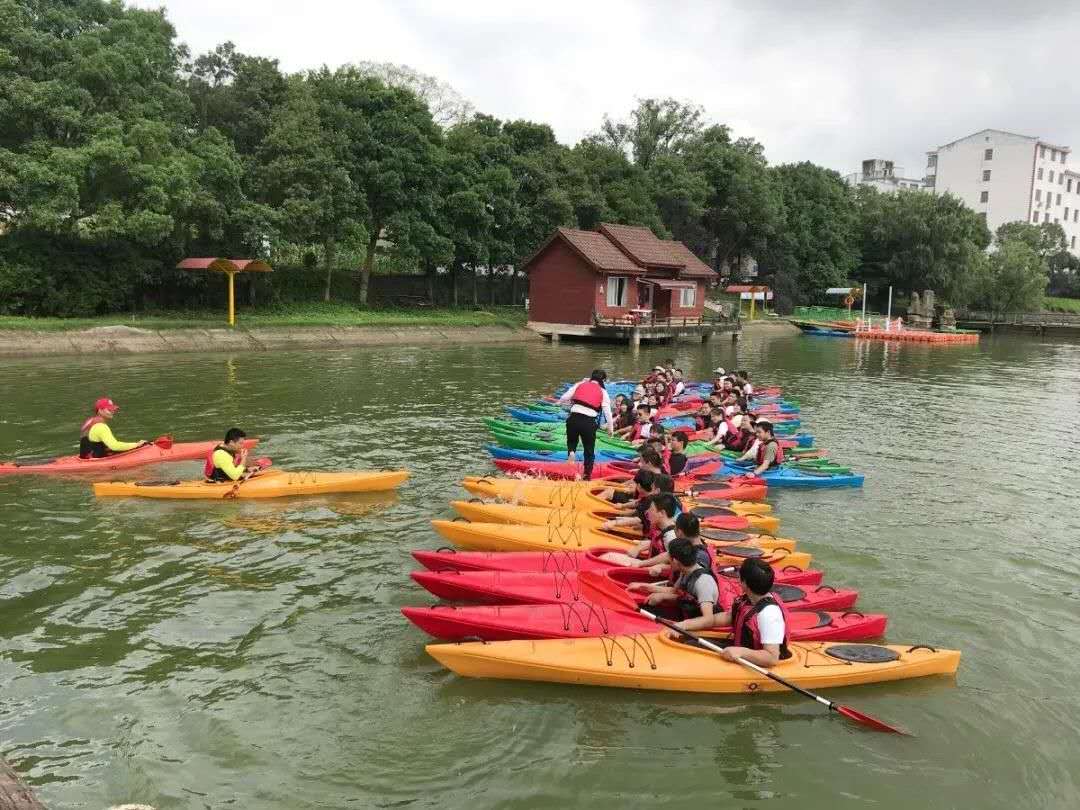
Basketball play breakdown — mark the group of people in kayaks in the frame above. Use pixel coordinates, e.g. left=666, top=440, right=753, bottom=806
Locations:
left=558, top=363, right=785, bottom=482
left=79, top=397, right=260, bottom=482
left=554, top=362, right=791, bottom=667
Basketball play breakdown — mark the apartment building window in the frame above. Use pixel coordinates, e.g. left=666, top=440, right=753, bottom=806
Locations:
left=1069, top=179, right=1074, bottom=192
left=1035, top=189, right=1042, bottom=201
left=981, top=170, right=991, bottom=182
left=1067, top=207, right=1071, bottom=219
left=1045, top=213, right=1051, bottom=222
left=1052, top=149, right=1058, bottom=161
left=1075, top=210, right=1078, bottom=223
left=1032, top=211, right=1040, bottom=222
left=1038, top=168, right=1044, bottom=180
left=927, top=154, right=937, bottom=168
left=1060, top=174, right=1065, bottom=185
left=1041, top=146, right=1047, bottom=158
left=1073, top=236, right=1077, bottom=249
left=984, top=148, right=994, bottom=160
left=1057, top=193, right=1062, bottom=205
left=980, top=191, right=989, bottom=203
left=1049, top=170, right=1055, bottom=182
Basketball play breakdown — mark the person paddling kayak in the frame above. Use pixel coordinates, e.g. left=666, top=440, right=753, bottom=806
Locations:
left=557, top=369, right=614, bottom=481
left=668, top=557, right=791, bottom=668
left=204, top=428, right=260, bottom=482
left=79, top=398, right=148, bottom=459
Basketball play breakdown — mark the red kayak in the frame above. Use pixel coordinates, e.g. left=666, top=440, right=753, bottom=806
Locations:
left=402, top=602, right=886, bottom=643
left=409, top=569, right=857, bottom=612
left=491, top=458, right=724, bottom=481
left=412, top=547, right=823, bottom=586
left=0, top=437, right=260, bottom=476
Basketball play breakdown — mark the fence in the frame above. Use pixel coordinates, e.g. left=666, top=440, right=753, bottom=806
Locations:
left=791, top=306, right=871, bottom=322
left=955, top=310, right=1080, bottom=327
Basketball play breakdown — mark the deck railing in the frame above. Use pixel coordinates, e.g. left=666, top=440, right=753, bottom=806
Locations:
left=593, top=311, right=735, bottom=328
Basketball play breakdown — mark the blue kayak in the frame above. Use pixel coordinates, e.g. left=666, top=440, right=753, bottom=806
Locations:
left=486, top=445, right=629, bottom=463
left=719, top=463, right=864, bottom=489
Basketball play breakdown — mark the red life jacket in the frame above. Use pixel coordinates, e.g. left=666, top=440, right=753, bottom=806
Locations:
left=723, top=427, right=753, bottom=452
left=646, top=524, right=677, bottom=559
left=755, top=438, right=785, bottom=469
left=204, top=445, right=241, bottom=481
left=730, top=594, right=792, bottom=659
left=572, top=380, right=604, bottom=410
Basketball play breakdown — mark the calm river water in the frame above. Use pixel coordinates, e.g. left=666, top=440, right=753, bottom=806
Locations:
left=0, top=329, right=1078, bottom=809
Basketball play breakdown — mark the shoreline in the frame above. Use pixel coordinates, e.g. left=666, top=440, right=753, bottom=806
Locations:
left=0, top=324, right=542, bottom=358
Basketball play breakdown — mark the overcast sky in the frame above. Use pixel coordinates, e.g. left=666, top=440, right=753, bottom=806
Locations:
left=143, top=0, right=1080, bottom=177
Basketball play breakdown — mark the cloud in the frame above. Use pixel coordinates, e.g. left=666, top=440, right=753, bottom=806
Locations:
left=145, top=0, right=1080, bottom=176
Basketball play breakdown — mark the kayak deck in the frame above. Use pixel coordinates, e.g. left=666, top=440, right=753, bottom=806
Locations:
left=426, top=634, right=959, bottom=693
left=93, top=469, right=409, bottom=499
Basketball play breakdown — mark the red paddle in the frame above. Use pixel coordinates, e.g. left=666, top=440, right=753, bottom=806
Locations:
left=639, top=610, right=909, bottom=735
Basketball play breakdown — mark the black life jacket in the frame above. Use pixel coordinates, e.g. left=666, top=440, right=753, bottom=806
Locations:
left=204, top=445, right=238, bottom=482
left=673, top=566, right=718, bottom=620
left=668, top=452, right=688, bottom=477
left=79, top=416, right=108, bottom=459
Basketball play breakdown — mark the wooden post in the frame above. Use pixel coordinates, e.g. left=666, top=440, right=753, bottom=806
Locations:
left=630, top=328, right=641, bottom=349
left=749, top=294, right=756, bottom=320
left=227, top=271, right=236, bottom=327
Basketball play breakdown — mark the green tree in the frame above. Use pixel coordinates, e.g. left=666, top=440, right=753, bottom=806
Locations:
left=760, top=162, right=860, bottom=303
left=994, top=221, right=1067, bottom=260
left=570, top=139, right=665, bottom=233
left=253, top=78, right=365, bottom=301
left=600, top=98, right=705, bottom=169
left=308, top=67, right=444, bottom=305
left=855, top=188, right=991, bottom=305
left=975, top=240, right=1047, bottom=315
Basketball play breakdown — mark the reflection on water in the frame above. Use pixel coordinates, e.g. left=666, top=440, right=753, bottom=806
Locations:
left=0, top=332, right=1078, bottom=809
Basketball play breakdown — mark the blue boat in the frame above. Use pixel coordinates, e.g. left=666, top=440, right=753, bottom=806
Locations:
left=718, top=463, right=864, bottom=489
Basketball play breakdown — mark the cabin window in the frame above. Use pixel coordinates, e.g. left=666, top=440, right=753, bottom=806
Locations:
left=679, top=286, right=696, bottom=307
left=606, top=276, right=628, bottom=307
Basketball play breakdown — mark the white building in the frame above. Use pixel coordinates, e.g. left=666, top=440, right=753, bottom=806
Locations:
left=844, top=159, right=929, bottom=192
left=926, top=129, right=1080, bottom=255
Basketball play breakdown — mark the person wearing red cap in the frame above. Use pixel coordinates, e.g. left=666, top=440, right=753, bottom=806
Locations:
left=79, top=398, right=147, bottom=459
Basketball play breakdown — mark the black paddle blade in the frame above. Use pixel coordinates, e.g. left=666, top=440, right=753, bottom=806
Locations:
left=836, top=705, right=911, bottom=735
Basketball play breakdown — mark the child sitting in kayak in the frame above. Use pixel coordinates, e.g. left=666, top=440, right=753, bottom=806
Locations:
left=631, top=535, right=719, bottom=624
left=670, top=557, right=790, bottom=668
left=79, top=397, right=149, bottom=459
left=205, top=428, right=259, bottom=482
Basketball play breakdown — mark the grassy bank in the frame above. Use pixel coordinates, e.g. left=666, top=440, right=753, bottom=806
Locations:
left=1043, top=296, right=1080, bottom=314
left=0, top=303, right=529, bottom=331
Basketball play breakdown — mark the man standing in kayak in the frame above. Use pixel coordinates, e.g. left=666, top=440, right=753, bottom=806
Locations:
left=670, top=557, right=790, bottom=668
left=557, top=369, right=614, bottom=481
left=79, top=398, right=148, bottom=459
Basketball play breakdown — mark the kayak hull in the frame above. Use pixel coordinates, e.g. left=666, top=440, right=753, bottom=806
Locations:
left=426, top=635, right=959, bottom=694
left=0, top=438, right=259, bottom=476
left=448, top=500, right=781, bottom=535
left=460, top=477, right=768, bottom=505
left=403, top=603, right=886, bottom=643
left=411, top=548, right=824, bottom=587
left=93, top=469, right=409, bottom=499
left=410, top=570, right=852, bottom=611
left=429, top=521, right=810, bottom=568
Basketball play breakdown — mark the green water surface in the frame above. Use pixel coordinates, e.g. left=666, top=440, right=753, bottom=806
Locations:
left=0, top=331, right=1078, bottom=809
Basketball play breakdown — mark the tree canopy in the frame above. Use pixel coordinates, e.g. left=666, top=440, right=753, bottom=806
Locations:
left=0, top=0, right=1073, bottom=316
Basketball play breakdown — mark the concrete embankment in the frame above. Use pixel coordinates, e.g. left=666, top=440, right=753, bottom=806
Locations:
left=0, top=325, right=542, bottom=358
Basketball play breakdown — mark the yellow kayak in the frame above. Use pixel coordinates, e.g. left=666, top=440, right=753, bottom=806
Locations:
left=461, top=478, right=772, bottom=516
left=430, top=520, right=809, bottom=567
left=93, top=469, right=409, bottom=499
left=449, top=499, right=780, bottom=534
left=427, top=634, right=960, bottom=694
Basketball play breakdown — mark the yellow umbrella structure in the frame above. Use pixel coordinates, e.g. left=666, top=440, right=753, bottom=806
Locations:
left=176, top=258, right=273, bottom=326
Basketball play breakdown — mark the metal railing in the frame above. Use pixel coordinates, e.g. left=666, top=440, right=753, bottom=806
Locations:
left=955, top=310, right=1080, bottom=326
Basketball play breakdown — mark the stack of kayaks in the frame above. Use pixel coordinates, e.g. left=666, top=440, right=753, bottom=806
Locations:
left=482, top=380, right=862, bottom=488
left=406, top=379, right=959, bottom=694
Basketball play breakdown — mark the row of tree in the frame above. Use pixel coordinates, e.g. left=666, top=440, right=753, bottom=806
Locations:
left=1, top=1, right=1076, bottom=316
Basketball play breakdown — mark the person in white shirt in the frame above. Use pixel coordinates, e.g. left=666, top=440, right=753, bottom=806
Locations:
left=556, top=369, right=614, bottom=480
left=670, top=557, right=790, bottom=668
left=672, top=368, right=686, bottom=397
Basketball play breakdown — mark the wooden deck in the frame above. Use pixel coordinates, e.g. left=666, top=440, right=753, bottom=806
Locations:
left=528, top=314, right=740, bottom=346
left=955, top=310, right=1080, bottom=335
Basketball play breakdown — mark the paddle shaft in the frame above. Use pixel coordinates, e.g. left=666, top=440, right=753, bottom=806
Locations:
left=642, top=611, right=838, bottom=711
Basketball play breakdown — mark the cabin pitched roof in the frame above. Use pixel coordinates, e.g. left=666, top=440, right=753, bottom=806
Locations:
left=522, top=224, right=715, bottom=279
